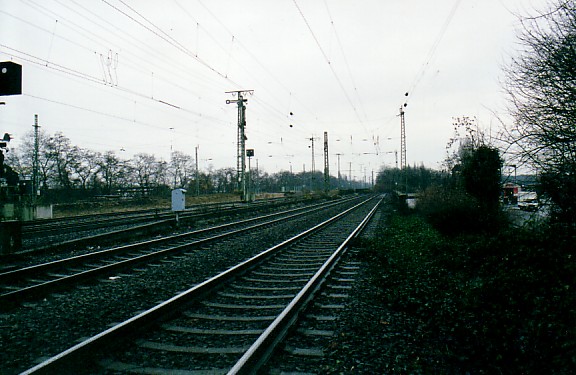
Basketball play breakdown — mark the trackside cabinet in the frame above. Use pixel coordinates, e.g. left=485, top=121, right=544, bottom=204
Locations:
left=171, top=188, right=186, bottom=212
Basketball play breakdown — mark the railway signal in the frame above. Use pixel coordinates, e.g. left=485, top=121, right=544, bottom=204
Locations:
left=0, top=61, right=22, bottom=96
left=226, top=90, right=253, bottom=202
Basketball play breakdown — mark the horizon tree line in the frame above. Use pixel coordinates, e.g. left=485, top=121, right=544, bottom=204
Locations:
left=4, top=129, right=372, bottom=202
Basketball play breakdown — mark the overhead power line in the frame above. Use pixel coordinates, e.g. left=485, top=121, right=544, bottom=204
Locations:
left=323, top=0, right=368, bottom=123
left=101, top=0, right=239, bottom=85
left=105, top=0, right=305, bottom=137
left=10, top=2, right=231, bottom=104
left=406, top=0, right=463, bottom=103
left=0, top=43, right=227, bottom=124
left=4, top=2, right=291, bottom=148
left=175, top=0, right=327, bottom=140
left=292, top=0, right=376, bottom=153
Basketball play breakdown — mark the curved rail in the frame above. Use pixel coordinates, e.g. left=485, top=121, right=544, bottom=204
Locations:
left=20, top=195, right=382, bottom=374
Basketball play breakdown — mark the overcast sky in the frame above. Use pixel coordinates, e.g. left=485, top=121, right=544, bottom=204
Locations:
left=0, top=0, right=550, bottom=179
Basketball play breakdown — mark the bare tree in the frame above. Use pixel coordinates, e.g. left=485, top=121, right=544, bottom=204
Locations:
left=502, top=1, right=576, bottom=218
left=168, top=151, right=193, bottom=189
left=70, top=149, right=99, bottom=190
left=14, top=128, right=55, bottom=191
left=213, top=167, right=236, bottom=193
left=131, top=153, right=167, bottom=195
left=96, top=151, right=127, bottom=194
left=46, top=132, right=77, bottom=190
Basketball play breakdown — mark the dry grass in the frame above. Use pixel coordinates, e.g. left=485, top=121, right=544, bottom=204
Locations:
left=52, top=193, right=247, bottom=218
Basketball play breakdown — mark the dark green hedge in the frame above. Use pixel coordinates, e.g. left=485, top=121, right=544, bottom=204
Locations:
left=361, top=214, right=576, bottom=373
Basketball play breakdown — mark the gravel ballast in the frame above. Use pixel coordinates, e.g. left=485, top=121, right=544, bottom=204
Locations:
left=1, top=203, right=361, bottom=374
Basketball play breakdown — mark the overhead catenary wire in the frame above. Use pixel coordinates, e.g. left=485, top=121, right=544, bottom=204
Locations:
left=0, top=1, right=391, bottom=172
left=0, top=7, right=221, bottom=166
left=292, top=0, right=378, bottom=155
left=323, top=0, right=369, bottom=123
left=191, top=0, right=323, bottom=122
left=4, top=2, right=232, bottom=109
left=52, top=0, right=223, bottom=87
left=38, top=0, right=338, bottom=147
left=0, top=44, right=228, bottom=125
left=2, top=1, right=244, bottom=115
left=405, top=0, right=463, bottom=104
left=3, top=2, right=278, bottom=154
left=0, top=49, right=234, bottom=159
left=166, top=0, right=329, bottom=151
left=105, top=0, right=315, bottom=138
left=101, top=0, right=237, bottom=84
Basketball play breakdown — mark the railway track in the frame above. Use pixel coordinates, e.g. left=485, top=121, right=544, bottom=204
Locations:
left=20, top=195, right=382, bottom=374
left=262, top=253, right=362, bottom=373
left=23, top=197, right=296, bottom=236
left=19, top=197, right=305, bottom=253
left=263, top=206, right=384, bottom=373
left=0, top=196, right=360, bottom=309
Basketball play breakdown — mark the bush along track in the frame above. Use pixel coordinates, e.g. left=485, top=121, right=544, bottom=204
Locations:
left=325, top=212, right=576, bottom=373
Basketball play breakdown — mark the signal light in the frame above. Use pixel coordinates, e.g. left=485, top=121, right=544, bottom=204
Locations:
left=0, top=62, right=22, bottom=96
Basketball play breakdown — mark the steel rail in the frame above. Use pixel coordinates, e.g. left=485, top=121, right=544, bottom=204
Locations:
left=1, top=197, right=351, bottom=283
left=228, top=196, right=383, bottom=373
left=0, top=197, right=362, bottom=307
left=22, top=196, right=297, bottom=233
left=18, top=196, right=304, bottom=253
left=20, top=196, right=378, bottom=374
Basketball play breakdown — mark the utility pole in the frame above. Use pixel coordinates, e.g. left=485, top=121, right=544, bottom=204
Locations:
left=33, top=114, right=40, bottom=198
left=399, top=102, right=408, bottom=195
left=256, top=158, right=259, bottom=194
left=226, top=90, right=253, bottom=201
left=336, top=153, right=342, bottom=189
left=246, top=149, right=254, bottom=201
left=309, top=136, right=316, bottom=173
left=399, top=105, right=407, bottom=171
left=195, top=145, right=199, bottom=196
left=323, top=131, right=329, bottom=193
left=349, top=162, right=352, bottom=189
left=308, top=135, right=319, bottom=191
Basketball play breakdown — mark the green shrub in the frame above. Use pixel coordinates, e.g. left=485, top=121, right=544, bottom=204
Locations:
left=362, top=214, right=576, bottom=373
left=416, top=185, right=508, bottom=235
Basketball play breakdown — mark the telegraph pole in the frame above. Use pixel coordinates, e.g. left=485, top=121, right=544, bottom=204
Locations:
left=256, top=158, right=259, bottom=194
left=246, top=149, right=254, bottom=201
left=399, top=102, right=408, bottom=195
left=309, top=136, right=316, bottom=173
left=336, top=153, right=342, bottom=189
left=195, top=145, right=199, bottom=196
left=33, top=114, right=40, bottom=198
left=226, top=90, right=253, bottom=201
left=349, top=162, right=352, bottom=189
left=308, top=135, right=319, bottom=191
left=399, top=105, right=407, bottom=171
left=323, top=131, right=329, bottom=193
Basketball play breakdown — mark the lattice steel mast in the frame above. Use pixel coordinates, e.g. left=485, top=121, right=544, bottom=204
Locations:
left=226, top=90, right=253, bottom=201
left=399, top=105, right=407, bottom=171
left=323, top=131, right=329, bottom=193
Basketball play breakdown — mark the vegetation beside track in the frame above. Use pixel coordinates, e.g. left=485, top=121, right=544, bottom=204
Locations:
left=325, top=199, right=576, bottom=373
left=51, top=191, right=335, bottom=217
left=52, top=193, right=241, bottom=217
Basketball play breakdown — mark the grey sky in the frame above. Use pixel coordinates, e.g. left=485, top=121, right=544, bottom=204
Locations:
left=0, top=0, right=549, bottom=179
